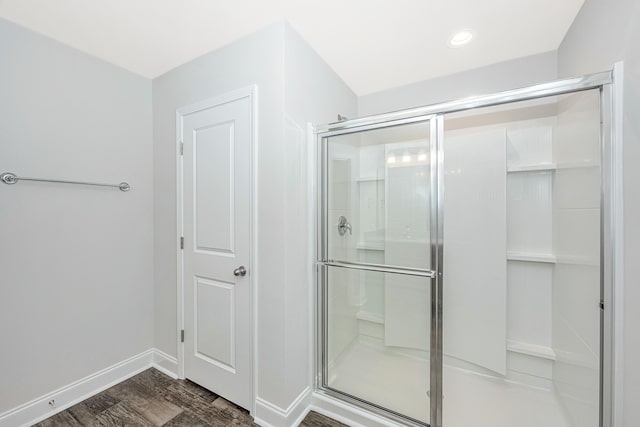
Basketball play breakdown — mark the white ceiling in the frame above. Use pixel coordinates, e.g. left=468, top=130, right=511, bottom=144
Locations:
left=0, top=0, right=584, bottom=95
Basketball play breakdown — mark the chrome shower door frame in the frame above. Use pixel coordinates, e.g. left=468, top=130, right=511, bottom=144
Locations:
left=316, top=114, right=438, bottom=427
left=314, top=69, right=617, bottom=427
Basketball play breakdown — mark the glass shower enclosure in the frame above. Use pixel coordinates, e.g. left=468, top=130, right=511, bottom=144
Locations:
left=315, top=71, right=616, bottom=427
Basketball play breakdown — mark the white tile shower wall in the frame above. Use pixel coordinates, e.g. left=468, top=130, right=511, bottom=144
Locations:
left=355, top=146, right=386, bottom=338
left=355, top=53, right=560, bottom=384
left=442, top=127, right=508, bottom=375
left=504, top=121, right=558, bottom=383
left=357, top=144, right=386, bottom=250
left=507, top=261, right=553, bottom=348
left=327, top=267, right=360, bottom=367
left=552, top=91, right=601, bottom=427
left=439, top=110, right=559, bottom=383
left=553, top=93, right=601, bottom=168
left=507, top=171, right=554, bottom=255
left=384, top=139, right=432, bottom=353
left=358, top=145, right=386, bottom=180
left=507, top=125, right=554, bottom=169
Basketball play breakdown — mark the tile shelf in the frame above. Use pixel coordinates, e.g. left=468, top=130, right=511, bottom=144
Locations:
left=507, top=340, right=557, bottom=361
left=356, top=242, right=385, bottom=251
left=555, top=161, right=600, bottom=169
left=356, top=311, right=385, bottom=325
left=507, top=252, right=557, bottom=263
left=507, top=161, right=599, bottom=173
left=507, top=163, right=556, bottom=173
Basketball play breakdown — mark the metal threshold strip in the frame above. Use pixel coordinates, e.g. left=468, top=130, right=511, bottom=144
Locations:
left=318, top=259, right=436, bottom=278
left=318, top=387, right=429, bottom=427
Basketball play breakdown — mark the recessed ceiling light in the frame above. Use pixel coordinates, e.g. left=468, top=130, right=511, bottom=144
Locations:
left=449, top=30, right=474, bottom=47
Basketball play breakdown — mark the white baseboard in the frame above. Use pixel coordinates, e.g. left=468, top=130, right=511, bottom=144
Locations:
left=254, top=388, right=410, bottom=427
left=307, top=393, right=407, bottom=427
left=1, top=349, right=410, bottom=427
left=254, top=386, right=312, bottom=427
left=0, top=348, right=178, bottom=427
left=152, top=348, right=179, bottom=379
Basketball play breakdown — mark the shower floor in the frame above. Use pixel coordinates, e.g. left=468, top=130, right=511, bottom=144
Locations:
left=328, top=339, right=572, bottom=427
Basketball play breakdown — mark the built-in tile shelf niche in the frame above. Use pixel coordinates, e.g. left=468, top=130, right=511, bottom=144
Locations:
left=505, top=120, right=557, bottom=379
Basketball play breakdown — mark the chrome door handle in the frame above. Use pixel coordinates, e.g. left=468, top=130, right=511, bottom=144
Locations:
left=233, top=266, right=247, bottom=277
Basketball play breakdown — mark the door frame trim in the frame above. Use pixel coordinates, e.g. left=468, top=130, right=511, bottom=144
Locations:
left=175, top=85, right=258, bottom=414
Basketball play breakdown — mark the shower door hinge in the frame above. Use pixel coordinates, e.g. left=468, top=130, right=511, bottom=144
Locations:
left=600, top=300, right=605, bottom=310
left=179, top=142, right=184, bottom=155
left=180, top=236, right=184, bottom=249
left=180, top=329, right=185, bottom=343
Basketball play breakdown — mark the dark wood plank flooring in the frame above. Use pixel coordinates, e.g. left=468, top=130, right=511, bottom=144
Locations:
left=298, top=411, right=349, bottom=427
left=33, top=368, right=346, bottom=426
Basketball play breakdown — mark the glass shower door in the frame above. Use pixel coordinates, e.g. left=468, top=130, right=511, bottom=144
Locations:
left=316, top=73, right=613, bottom=427
left=318, top=119, right=436, bottom=425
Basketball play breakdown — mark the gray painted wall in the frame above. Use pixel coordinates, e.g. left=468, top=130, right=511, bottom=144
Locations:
left=558, top=1, right=640, bottom=425
left=0, top=18, right=153, bottom=413
left=282, top=22, right=358, bottom=407
left=152, top=22, right=356, bottom=412
left=152, top=23, right=287, bottom=407
left=358, top=51, right=558, bottom=116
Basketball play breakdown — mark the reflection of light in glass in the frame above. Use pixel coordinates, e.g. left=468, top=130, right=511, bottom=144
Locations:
left=402, top=152, right=411, bottom=162
left=418, top=153, right=427, bottom=161
left=387, top=156, right=396, bottom=164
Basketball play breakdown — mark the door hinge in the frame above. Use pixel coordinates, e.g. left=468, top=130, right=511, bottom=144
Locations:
left=180, top=236, right=184, bottom=250
left=179, top=141, right=184, bottom=155
left=600, top=300, right=605, bottom=311
left=181, top=329, right=185, bottom=343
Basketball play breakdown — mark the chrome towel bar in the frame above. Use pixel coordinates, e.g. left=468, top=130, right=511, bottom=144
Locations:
left=0, top=172, right=130, bottom=192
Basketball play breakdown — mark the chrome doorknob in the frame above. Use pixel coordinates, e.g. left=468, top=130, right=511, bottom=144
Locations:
left=233, top=266, right=247, bottom=277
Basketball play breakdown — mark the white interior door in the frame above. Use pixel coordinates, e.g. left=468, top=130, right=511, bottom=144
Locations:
left=180, top=89, right=253, bottom=410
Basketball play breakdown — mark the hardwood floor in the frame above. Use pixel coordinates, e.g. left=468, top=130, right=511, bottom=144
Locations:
left=298, top=411, right=349, bottom=427
left=33, top=368, right=346, bottom=427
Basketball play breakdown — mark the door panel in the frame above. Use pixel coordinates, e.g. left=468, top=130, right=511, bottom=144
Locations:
left=194, top=276, right=236, bottom=370
left=194, top=122, right=235, bottom=254
left=325, top=123, right=431, bottom=270
left=181, top=91, right=252, bottom=410
left=325, top=266, right=431, bottom=425
left=321, top=120, right=433, bottom=426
